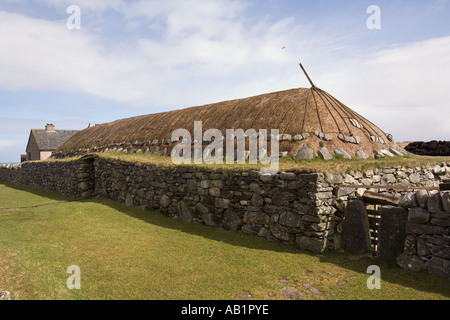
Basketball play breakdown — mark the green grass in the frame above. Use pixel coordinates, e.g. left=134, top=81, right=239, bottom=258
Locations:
left=0, top=182, right=449, bottom=300
left=0, top=183, right=71, bottom=209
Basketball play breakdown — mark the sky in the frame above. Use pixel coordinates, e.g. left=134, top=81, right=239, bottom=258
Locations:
left=0, top=0, right=449, bottom=163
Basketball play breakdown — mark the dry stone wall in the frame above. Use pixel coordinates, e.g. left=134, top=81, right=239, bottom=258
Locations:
left=396, top=190, right=450, bottom=278
left=326, top=163, right=450, bottom=228
left=0, top=156, right=95, bottom=198
left=1, top=156, right=450, bottom=278
left=94, top=158, right=337, bottom=253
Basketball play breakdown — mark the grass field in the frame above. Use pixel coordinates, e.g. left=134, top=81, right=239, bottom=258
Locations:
left=0, top=182, right=449, bottom=300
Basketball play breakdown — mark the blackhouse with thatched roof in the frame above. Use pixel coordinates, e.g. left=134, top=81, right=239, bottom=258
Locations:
left=55, top=64, right=406, bottom=161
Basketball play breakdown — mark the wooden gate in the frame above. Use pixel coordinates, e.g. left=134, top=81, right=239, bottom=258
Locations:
left=366, top=204, right=381, bottom=251
left=361, top=191, right=400, bottom=252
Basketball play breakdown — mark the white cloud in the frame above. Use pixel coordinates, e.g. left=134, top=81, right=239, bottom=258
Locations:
left=0, top=12, right=111, bottom=89
left=0, top=4, right=323, bottom=108
left=321, top=36, right=450, bottom=142
left=0, top=2, right=449, bottom=144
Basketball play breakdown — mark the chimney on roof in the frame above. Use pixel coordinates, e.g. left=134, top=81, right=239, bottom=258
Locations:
left=45, top=123, right=55, bottom=132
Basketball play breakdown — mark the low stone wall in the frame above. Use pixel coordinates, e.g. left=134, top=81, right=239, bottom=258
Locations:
left=0, top=163, right=23, bottom=185
left=396, top=190, right=450, bottom=278
left=94, top=158, right=337, bottom=253
left=1, top=156, right=450, bottom=278
left=0, top=156, right=95, bottom=198
left=327, top=164, right=449, bottom=225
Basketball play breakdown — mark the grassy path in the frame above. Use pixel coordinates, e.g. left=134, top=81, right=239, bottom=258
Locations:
left=0, top=183, right=449, bottom=300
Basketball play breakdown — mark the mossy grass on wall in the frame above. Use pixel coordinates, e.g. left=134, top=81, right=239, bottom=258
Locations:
left=95, top=151, right=450, bottom=175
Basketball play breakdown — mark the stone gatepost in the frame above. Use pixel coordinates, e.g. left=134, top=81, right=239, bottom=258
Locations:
left=342, top=199, right=371, bottom=254
left=376, top=206, right=408, bottom=261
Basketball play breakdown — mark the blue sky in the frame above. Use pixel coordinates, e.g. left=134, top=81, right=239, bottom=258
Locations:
left=0, top=0, right=449, bottom=163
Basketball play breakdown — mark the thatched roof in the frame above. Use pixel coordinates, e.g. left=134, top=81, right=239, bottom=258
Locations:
left=56, top=85, right=400, bottom=159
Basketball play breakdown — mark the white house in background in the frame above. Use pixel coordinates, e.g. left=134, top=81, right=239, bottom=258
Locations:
left=25, top=124, right=79, bottom=161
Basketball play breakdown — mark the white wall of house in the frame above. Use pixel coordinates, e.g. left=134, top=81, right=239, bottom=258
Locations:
left=39, top=151, right=53, bottom=161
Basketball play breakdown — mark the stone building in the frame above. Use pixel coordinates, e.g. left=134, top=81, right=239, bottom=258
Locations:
left=25, top=124, right=79, bottom=161
left=54, top=64, right=406, bottom=160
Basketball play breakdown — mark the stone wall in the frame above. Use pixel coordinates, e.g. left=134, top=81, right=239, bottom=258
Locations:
left=1, top=156, right=450, bottom=278
left=396, top=190, right=450, bottom=278
left=0, top=163, right=23, bottom=185
left=0, top=156, right=96, bottom=198
left=327, top=164, right=449, bottom=226
left=94, top=158, right=337, bottom=253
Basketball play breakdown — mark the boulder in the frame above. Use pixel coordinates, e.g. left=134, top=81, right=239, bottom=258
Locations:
left=215, top=198, right=231, bottom=209
left=317, top=147, right=332, bottom=161
left=125, top=194, right=134, bottom=207
left=409, top=173, right=421, bottom=184
left=178, top=201, right=193, bottom=223
left=279, top=212, right=302, bottom=228
left=427, top=192, right=443, bottom=213
left=296, top=236, right=328, bottom=253
left=159, top=195, right=171, bottom=208
left=380, top=149, right=394, bottom=157
left=399, top=192, right=418, bottom=208
left=279, top=172, right=296, bottom=180
left=426, top=256, right=450, bottom=279
left=278, top=134, right=292, bottom=141
left=431, top=218, right=450, bottom=227
left=389, top=148, right=404, bottom=157
left=222, top=210, right=242, bottom=231
left=243, top=211, right=269, bottom=225
left=355, top=150, right=368, bottom=159
left=196, top=203, right=209, bottom=214
left=408, top=207, right=430, bottom=224
left=202, top=213, right=219, bottom=227
left=295, top=144, right=314, bottom=160
left=383, top=174, right=396, bottom=184
left=406, top=222, right=449, bottom=235
left=373, top=150, right=385, bottom=159
left=334, top=148, right=351, bottom=159
left=396, top=253, right=424, bottom=272
left=415, top=190, right=429, bottom=208
left=403, top=235, right=417, bottom=255
left=417, top=236, right=432, bottom=256
left=301, top=133, right=310, bottom=139
left=431, top=244, right=450, bottom=260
